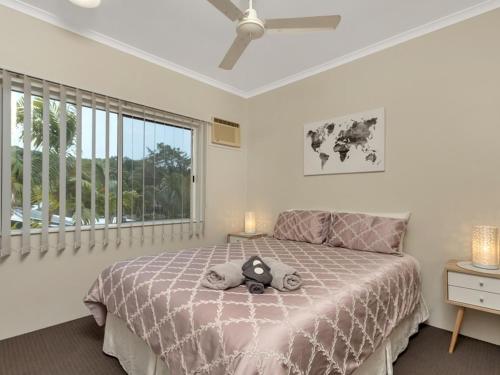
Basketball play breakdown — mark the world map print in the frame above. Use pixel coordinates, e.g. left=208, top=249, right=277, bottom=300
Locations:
left=304, top=108, right=385, bottom=175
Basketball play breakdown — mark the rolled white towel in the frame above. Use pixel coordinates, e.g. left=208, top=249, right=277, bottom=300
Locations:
left=201, top=259, right=246, bottom=290
left=263, top=257, right=302, bottom=291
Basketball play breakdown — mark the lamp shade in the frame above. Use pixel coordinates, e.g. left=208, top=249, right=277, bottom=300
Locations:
left=472, top=225, right=499, bottom=270
left=244, top=212, right=256, bottom=234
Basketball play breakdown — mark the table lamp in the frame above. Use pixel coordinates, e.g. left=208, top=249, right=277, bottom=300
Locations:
left=472, top=225, right=499, bottom=270
left=244, top=212, right=256, bottom=234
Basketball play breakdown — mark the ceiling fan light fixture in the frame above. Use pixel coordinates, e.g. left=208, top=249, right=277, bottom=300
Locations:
left=237, top=9, right=265, bottom=40
left=68, top=0, right=101, bottom=8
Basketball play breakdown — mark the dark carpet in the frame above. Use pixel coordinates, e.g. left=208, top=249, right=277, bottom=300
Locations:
left=0, top=317, right=499, bottom=375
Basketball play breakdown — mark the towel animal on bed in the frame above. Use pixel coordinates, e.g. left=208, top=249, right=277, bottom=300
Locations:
left=242, top=256, right=272, bottom=294
left=201, top=255, right=302, bottom=294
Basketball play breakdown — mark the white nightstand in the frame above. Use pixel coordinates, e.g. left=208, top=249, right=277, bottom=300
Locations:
left=445, top=259, right=500, bottom=353
left=227, top=232, right=267, bottom=243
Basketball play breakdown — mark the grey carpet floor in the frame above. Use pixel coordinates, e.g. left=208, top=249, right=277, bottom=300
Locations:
left=0, top=316, right=499, bottom=375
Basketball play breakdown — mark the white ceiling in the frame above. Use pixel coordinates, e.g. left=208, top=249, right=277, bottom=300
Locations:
left=2, top=0, right=499, bottom=97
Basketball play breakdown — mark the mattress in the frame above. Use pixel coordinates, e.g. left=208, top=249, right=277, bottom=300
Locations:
left=85, top=237, right=424, bottom=375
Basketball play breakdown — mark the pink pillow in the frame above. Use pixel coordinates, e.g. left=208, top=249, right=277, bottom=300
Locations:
left=326, top=212, right=408, bottom=255
left=273, top=210, right=331, bottom=244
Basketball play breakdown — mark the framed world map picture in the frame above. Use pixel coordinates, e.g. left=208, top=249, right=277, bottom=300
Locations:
left=304, top=108, right=385, bottom=176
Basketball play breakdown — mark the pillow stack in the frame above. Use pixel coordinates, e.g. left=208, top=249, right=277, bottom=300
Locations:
left=273, top=209, right=409, bottom=255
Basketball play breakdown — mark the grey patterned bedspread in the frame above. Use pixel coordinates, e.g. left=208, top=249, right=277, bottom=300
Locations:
left=84, top=237, right=422, bottom=375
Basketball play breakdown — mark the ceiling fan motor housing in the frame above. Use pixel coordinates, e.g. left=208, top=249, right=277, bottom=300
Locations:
left=237, top=8, right=265, bottom=39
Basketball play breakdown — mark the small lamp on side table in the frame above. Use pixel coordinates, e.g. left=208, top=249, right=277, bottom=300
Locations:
left=227, top=212, right=266, bottom=243
left=446, top=225, right=500, bottom=353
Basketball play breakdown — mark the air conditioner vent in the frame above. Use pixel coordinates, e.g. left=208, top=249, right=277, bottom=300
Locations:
left=212, top=117, right=240, bottom=148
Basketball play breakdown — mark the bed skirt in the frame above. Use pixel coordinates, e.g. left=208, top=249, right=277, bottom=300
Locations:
left=102, top=297, right=429, bottom=375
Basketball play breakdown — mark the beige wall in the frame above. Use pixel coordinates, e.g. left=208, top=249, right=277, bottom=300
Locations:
left=0, top=5, right=248, bottom=340
left=247, top=9, right=500, bottom=345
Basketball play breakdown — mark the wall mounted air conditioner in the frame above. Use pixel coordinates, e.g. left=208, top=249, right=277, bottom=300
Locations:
left=211, top=117, right=240, bottom=148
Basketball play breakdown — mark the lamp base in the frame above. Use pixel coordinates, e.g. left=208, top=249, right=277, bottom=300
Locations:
left=457, top=261, right=500, bottom=275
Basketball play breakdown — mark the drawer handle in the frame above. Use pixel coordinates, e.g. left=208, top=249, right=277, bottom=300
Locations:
left=479, top=282, right=484, bottom=287
left=480, top=298, right=484, bottom=303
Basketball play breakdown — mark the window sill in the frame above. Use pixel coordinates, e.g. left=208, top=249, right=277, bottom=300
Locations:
left=9, top=219, right=202, bottom=237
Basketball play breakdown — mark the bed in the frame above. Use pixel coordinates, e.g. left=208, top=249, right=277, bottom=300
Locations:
left=84, top=237, right=428, bottom=375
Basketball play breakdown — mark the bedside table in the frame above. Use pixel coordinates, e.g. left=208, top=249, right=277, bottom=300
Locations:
left=445, top=259, right=500, bottom=353
left=227, top=232, right=267, bottom=243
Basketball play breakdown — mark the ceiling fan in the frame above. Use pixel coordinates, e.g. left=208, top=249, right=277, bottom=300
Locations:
left=208, top=0, right=341, bottom=70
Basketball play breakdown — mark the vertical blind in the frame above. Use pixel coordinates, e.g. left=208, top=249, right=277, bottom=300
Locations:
left=0, top=69, right=207, bottom=256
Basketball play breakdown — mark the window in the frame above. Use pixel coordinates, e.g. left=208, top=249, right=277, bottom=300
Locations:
left=122, top=116, right=193, bottom=224
left=0, top=70, right=206, bottom=255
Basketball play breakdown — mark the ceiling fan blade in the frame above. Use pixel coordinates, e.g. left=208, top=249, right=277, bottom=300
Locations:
left=206, top=0, right=244, bottom=21
left=266, top=15, right=341, bottom=32
left=219, top=35, right=252, bottom=70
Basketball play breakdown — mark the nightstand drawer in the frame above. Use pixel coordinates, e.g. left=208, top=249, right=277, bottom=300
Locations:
left=448, top=271, right=500, bottom=295
left=448, top=286, right=500, bottom=311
